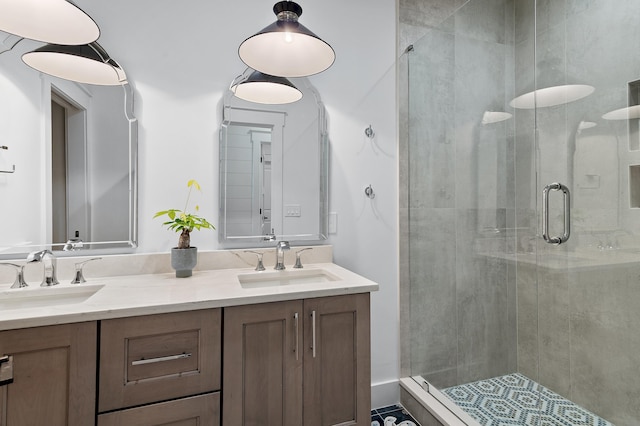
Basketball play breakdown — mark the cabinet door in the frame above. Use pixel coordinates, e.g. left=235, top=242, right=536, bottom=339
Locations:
left=0, top=322, right=97, bottom=426
left=223, top=300, right=303, bottom=426
left=97, top=392, right=219, bottom=426
left=303, top=293, right=371, bottom=426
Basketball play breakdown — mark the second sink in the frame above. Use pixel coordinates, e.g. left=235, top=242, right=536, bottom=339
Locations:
left=238, top=268, right=340, bottom=289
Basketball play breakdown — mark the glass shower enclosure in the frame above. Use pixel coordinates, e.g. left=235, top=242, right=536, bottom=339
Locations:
left=402, top=0, right=640, bottom=424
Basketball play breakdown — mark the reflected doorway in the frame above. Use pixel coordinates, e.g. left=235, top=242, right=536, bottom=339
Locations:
left=51, top=90, right=89, bottom=249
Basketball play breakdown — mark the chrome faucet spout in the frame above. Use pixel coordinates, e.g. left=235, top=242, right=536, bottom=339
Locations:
left=27, top=250, right=59, bottom=287
left=275, top=241, right=290, bottom=270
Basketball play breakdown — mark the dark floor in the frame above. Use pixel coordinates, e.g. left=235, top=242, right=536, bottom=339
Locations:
left=371, top=404, right=420, bottom=425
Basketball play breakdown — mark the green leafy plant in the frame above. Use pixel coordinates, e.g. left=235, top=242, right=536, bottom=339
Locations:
left=154, top=179, right=214, bottom=249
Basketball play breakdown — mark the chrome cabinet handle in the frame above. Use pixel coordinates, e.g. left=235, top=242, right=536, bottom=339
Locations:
left=294, top=312, right=299, bottom=360
left=311, top=310, right=317, bottom=358
left=131, top=352, right=192, bottom=366
left=0, top=355, right=14, bottom=386
left=542, top=182, right=571, bottom=245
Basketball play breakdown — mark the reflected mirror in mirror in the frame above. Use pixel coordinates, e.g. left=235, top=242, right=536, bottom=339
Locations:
left=219, top=77, right=328, bottom=245
left=0, top=32, right=137, bottom=258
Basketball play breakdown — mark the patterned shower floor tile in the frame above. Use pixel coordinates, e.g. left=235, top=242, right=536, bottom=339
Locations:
left=442, top=373, right=613, bottom=426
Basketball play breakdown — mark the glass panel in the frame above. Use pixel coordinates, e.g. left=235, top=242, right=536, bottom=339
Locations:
left=405, top=0, right=527, bottom=414
left=535, top=1, right=640, bottom=424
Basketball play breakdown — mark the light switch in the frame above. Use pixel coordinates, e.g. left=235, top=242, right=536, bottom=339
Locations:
left=285, top=204, right=301, bottom=217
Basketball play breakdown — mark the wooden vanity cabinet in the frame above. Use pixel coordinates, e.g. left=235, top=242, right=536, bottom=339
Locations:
left=0, top=322, right=97, bottom=426
left=0, top=291, right=370, bottom=426
left=223, top=293, right=371, bottom=426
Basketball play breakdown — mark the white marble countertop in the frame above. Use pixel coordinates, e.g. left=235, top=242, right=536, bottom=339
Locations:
left=0, top=262, right=379, bottom=331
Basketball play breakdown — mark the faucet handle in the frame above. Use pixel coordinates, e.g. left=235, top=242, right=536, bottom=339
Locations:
left=1, top=263, right=28, bottom=288
left=244, top=251, right=265, bottom=271
left=293, top=248, right=312, bottom=269
left=71, top=258, right=102, bottom=284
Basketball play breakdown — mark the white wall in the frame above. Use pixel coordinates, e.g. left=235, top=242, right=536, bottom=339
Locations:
left=82, top=0, right=399, bottom=406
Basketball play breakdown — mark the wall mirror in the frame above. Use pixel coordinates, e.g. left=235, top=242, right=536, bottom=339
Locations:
left=219, top=77, right=329, bottom=245
left=0, top=32, right=137, bottom=258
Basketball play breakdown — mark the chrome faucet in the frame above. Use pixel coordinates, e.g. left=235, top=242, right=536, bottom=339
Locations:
left=26, top=250, right=59, bottom=287
left=275, top=241, right=290, bottom=270
left=63, top=231, right=83, bottom=251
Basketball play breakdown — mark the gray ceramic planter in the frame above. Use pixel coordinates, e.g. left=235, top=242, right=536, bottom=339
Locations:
left=171, top=247, right=197, bottom=278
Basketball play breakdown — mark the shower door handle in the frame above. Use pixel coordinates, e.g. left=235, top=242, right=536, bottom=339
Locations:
left=542, top=182, right=570, bottom=245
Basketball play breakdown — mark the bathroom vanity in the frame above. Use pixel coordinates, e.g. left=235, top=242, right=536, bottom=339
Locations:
left=0, top=251, right=377, bottom=426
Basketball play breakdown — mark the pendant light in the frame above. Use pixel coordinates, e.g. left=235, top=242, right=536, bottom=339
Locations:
left=231, top=70, right=302, bottom=104
left=0, top=0, right=99, bottom=45
left=22, top=42, right=126, bottom=86
left=238, top=1, right=335, bottom=78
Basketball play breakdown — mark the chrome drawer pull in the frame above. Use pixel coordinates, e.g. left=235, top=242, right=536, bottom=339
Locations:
left=294, top=312, right=299, bottom=361
left=0, top=355, right=14, bottom=386
left=131, top=352, right=192, bottom=366
left=311, top=310, right=317, bottom=358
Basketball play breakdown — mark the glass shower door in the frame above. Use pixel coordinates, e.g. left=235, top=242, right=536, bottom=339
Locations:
left=532, top=1, right=640, bottom=424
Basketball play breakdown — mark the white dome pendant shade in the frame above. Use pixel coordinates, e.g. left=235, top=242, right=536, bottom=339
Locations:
left=238, top=1, right=335, bottom=78
left=231, top=70, right=302, bottom=104
left=0, top=0, right=99, bottom=45
left=22, top=42, right=127, bottom=86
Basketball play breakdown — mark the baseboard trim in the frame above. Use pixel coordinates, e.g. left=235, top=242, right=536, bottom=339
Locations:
left=372, top=379, right=401, bottom=410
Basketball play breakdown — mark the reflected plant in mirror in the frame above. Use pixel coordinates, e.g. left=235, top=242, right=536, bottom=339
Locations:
left=219, top=77, right=329, bottom=247
left=0, top=31, right=138, bottom=259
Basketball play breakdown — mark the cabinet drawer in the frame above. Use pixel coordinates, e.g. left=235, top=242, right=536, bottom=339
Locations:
left=97, top=392, right=220, bottom=426
left=99, top=309, right=221, bottom=412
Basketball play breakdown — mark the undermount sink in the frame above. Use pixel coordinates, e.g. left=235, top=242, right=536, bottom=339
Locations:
left=238, top=268, right=341, bottom=289
left=0, top=284, right=104, bottom=311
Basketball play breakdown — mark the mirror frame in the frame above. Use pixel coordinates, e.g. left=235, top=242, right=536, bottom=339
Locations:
left=218, top=80, right=329, bottom=247
left=0, top=35, right=138, bottom=259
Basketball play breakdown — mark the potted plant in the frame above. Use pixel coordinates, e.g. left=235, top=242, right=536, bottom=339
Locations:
left=154, top=179, right=214, bottom=277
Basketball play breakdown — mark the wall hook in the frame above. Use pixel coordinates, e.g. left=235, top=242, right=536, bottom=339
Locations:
left=0, top=145, right=14, bottom=173
left=364, top=184, right=375, bottom=199
left=364, top=125, right=375, bottom=139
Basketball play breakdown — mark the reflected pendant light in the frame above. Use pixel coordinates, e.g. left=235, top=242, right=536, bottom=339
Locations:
left=22, top=42, right=127, bottom=86
left=481, top=111, right=512, bottom=125
left=0, top=0, right=99, bottom=45
left=231, top=70, right=302, bottom=104
left=238, top=1, right=335, bottom=78
left=509, top=84, right=594, bottom=109
left=602, top=105, right=640, bottom=121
